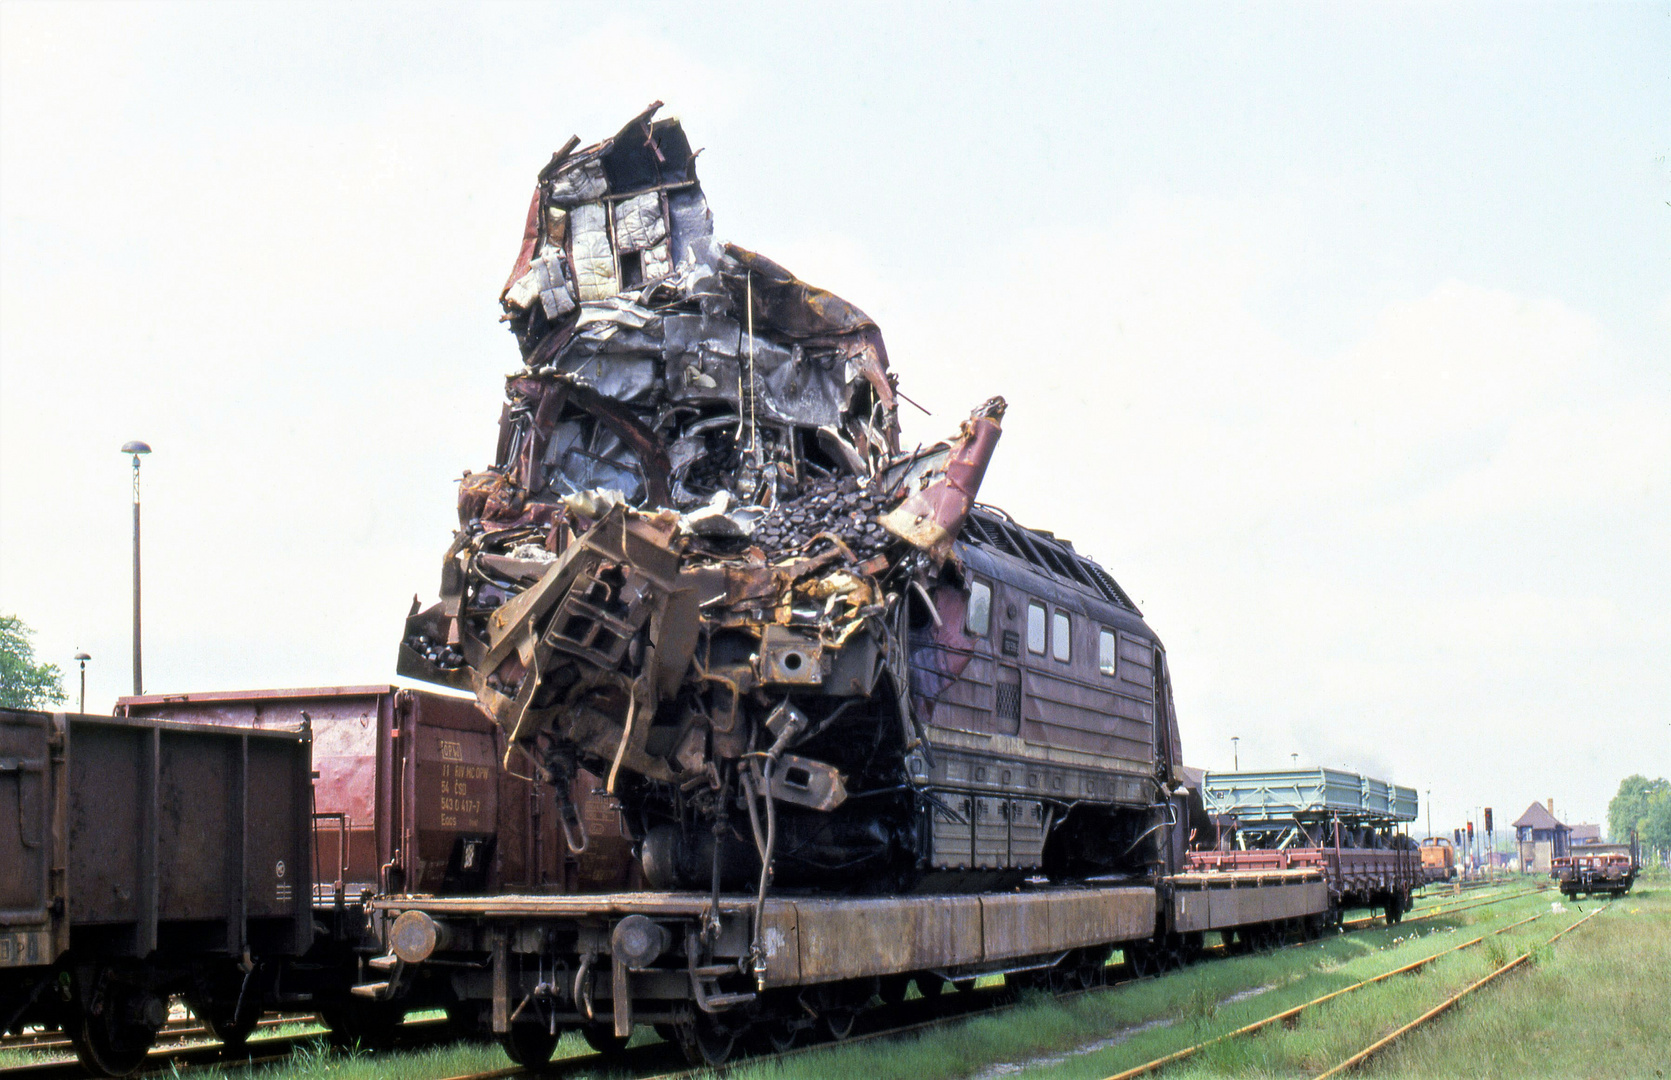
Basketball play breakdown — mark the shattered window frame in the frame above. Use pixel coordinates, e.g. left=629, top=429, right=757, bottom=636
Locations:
left=965, top=579, right=992, bottom=638
left=1026, top=601, right=1047, bottom=655
left=1051, top=609, right=1072, bottom=663
left=1098, top=627, right=1118, bottom=677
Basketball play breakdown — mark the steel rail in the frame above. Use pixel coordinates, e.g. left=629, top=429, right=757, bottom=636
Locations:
left=1096, top=907, right=1548, bottom=1080
left=0, top=1018, right=450, bottom=1080
left=0, top=1012, right=318, bottom=1055
left=1341, top=883, right=1547, bottom=931
left=1309, top=902, right=1607, bottom=1079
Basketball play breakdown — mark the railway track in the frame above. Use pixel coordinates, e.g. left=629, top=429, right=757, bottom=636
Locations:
left=1090, top=888, right=1589, bottom=1080
left=0, top=1012, right=316, bottom=1056
left=0, top=1018, right=450, bottom=1080
left=1309, top=903, right=1607, bottom=1079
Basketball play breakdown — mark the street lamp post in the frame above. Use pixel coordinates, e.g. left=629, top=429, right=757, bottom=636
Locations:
left=1291, top=753, right=1298, bottom=767
left=75, top=652, right=91, bottom=713
left=1231, top=736, right=1239, bottom=771
left=121, top=441, right=151, bottom=695
left=1426, top=789, right=1432, bottom=842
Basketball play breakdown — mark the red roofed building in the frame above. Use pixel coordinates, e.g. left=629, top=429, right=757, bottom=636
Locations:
left=1513, top=800, right=1571, bottom=873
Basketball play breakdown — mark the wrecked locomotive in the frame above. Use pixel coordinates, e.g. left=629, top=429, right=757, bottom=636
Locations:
left=399, top=104, right=1184, bottom=901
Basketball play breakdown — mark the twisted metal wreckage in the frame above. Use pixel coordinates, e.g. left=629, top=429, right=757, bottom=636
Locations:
left=401, top=106, right=1171, bottom=930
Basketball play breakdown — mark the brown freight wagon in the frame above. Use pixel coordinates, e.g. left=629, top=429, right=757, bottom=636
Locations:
left=116, top=685, right=636, bottom=898
left=0, top=708, right=312, bottom=1075
left=115, top=685, right=638, bottom=1048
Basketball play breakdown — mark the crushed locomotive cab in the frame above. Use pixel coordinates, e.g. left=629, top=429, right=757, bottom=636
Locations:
left=400, top=104, right=1181, bottom=900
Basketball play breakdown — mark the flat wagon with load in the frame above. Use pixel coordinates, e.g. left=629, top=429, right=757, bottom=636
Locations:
left=6, top=107, right=1439, bottom=1076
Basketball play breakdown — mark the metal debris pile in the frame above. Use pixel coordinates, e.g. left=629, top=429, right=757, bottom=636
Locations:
left=399, top=106, right=1005, bottom=872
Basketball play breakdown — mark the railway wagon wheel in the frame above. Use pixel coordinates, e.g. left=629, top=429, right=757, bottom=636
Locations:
left=673, top=1010, right=738, bottom=1067
left=749, top=1015, right=805, bottom=1053
left=184, top=973, right=262, bottom=1050
left=66, top=977, right=167, bottom=1078
left=499, top=1020, right=560, bottom=1067
left=1074, top=945, right=1114, bottom=987
left=913, top=974, right=947, bottom=999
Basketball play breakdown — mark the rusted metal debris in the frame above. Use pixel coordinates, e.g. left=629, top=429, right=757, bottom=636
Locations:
left=401, top=104, right=999, bottom=816
left=398, top=106, right=1182, bottom=925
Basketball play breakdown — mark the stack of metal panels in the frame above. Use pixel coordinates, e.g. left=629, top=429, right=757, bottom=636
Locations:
left=1203, top=768, right=1418, bottom=824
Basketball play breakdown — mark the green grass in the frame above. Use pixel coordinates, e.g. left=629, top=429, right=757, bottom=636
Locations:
left=1363, top=887, right=1671, bottom=1080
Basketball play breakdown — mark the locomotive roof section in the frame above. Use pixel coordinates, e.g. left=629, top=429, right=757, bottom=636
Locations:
left=955, top=522, right=1155, bottom=643
left=960, top=506, right=1143, bottom=616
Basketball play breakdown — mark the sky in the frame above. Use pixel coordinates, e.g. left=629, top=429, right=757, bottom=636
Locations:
left=2, top=2, right=1667, bottom=837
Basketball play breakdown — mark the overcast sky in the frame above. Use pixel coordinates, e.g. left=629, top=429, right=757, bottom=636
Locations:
left=2, top=2, right=1666, bottom=836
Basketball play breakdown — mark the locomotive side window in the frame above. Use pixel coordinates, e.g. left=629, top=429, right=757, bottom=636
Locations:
left=966, top=580, right=992, bottom=637
left=1026, top=601, right=1047, bottom=654
left=1051, top=610, right=1071, bottom=662
left=1098, top=628, right=1117, bottom=676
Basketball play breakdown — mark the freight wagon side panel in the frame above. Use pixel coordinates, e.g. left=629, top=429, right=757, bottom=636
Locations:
left=59, top=716, right=314, bottom=958
left=0, top=710, right=62, bottom=968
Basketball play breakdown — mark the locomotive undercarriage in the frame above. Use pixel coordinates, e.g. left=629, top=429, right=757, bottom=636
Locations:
left=541, top=672, right=1168, bottom=897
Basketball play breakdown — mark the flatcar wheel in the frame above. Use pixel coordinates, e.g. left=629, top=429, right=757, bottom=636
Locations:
left=581, top=1024, right=632, bottom=1057
left=821, top=1008, right=858, bottom=1042
left=499, top=1022, right=560, bottom=1068
left=750, top=1017, right=802, bottom=1053
left=952, top=978, right=977, bottom=994
left=676, top=1013, right=736, bottom=1067
left=914, top=975, right=945, bottom=999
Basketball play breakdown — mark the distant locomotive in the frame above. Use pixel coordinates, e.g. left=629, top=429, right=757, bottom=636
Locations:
left=399, top=105, right=1185, bottom=900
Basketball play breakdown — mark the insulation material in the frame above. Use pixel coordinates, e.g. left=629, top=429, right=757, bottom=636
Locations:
left=545, top=206, right=569, bottom=248
left=612, top=192, right=667, bottom=253
left=534, top=250, right=575, bottom=319
left=640, top=240, right=674, bottom=281
left=505, top=249, right=577, bottom=319
left=570, top=202, right=619, bottom=301
left=547, top=158, right=608, bottom=205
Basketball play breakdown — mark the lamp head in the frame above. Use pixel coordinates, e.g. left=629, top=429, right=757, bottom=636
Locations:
left=121, top=441, right=152, bottom=456
left=75, top=651, right=91, bottom=662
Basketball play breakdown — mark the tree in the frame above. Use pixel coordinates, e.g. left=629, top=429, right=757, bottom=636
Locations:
left=0, top=614, right=66, bottom=710
left=1607, top=774, right=1671, bottom=860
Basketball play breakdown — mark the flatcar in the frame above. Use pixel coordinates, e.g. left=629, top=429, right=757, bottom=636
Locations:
left=1552, top=844, right=1638, bottom=898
